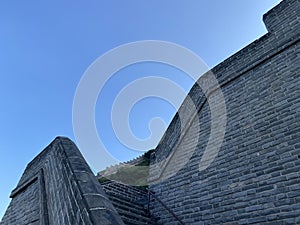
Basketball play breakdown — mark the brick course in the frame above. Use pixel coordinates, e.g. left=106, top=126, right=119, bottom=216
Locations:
left=1, top=0, right=299, bottom=224
left=149, top=0, right=300, bottom=224
left=0, top=137, right=124, bottom=225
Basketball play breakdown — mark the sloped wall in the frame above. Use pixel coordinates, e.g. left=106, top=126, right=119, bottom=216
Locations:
left=149, top=0, right=300, bottom=224
left=0, top=137, right=124, bottom=225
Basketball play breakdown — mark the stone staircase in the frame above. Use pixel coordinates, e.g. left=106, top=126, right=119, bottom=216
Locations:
left=101, top=181, right=157, bottom=225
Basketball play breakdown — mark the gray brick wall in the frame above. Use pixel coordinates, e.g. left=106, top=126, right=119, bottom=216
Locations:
left=0, top=137, right=124, bottom=225
left=0, top=178, right=40, bottom=225
left=149, top=0, right=300, bottom=224
left=101, top=181, right=156, bottom=224
left=1, top=0, right=299, bottom=224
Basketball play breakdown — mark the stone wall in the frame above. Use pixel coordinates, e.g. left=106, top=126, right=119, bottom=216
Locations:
left=0, top=137, right=124, bottom=225
left=149, top=0, right=300, bottom=224
left=1, top=0, right=299, bottom=224
left=101, top=181, right=155, bottom=224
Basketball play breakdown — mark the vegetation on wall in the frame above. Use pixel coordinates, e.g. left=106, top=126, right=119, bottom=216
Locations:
left=98, top=150, right=154, bottom=188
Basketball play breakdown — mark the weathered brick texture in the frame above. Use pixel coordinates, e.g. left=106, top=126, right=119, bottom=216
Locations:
left=101, top=181, right=156, bottom=224
left=0, top=137, right=124, bottom=225
left=149, top=0, right=300, bottom=224
left=1, top=0, right=299, bottom=224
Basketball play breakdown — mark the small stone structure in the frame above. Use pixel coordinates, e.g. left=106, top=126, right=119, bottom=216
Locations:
left=0, top=137, right=124, bottom=225
left=1, top=0, right=300, bottom=224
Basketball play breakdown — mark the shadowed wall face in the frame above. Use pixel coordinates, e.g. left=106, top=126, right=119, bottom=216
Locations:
left=1, top=178, right=40, bottom=225
left=0, top=137, right=124, bottom=225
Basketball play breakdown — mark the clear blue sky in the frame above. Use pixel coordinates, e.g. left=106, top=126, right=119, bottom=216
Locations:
left=0, top=0, right=281, bottom=219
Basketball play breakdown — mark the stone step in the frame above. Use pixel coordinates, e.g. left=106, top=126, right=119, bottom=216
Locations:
left=116, top=208, right=155, bottom=225
left=101, top=180, right=157, bottom=225
left=102, top=181, right=148, bottom=200
left=104, top=191, right=148, bottom=216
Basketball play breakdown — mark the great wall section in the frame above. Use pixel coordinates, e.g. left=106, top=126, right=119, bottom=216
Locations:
left=1, top=0, right=300, bottom=224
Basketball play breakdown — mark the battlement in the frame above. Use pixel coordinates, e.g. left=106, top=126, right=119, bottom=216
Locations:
left=263, top=0, right=299, bottom=34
